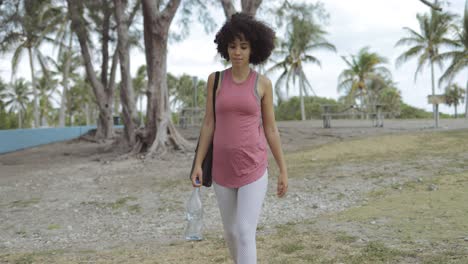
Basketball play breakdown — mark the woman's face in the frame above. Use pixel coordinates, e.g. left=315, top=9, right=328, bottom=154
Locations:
left=227, top=36, right=251, bottom=66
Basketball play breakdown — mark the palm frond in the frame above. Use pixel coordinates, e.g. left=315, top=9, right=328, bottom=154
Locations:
left=302, top=55, right=321, bottom=68
left=439, top=54, right=468, bottom=85
left=395, top=45, right=425, bottom=68
left=11, top=43, right=27, bottom=76
left=337, top=77, right=354, bottom=93
left=274, top=70, right=289, bottom=101
left=304, top=42, right=337, bottom=53
left=265, top=60, right=288, bottom=75
left=374, top=66, right=392, bottom=79
left=0, top=32, right=24, bottom=53
left=399, top=27, right=425, bottom=41
left=413, top=53, right=430, bottom=82
left=300, top=68, right=316, bottom=96
left=340, top=56, right=354, bottom=68
left=394, top=37, right=424, bottom=47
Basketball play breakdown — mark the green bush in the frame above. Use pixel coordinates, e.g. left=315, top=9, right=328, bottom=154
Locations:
left=275, top=96, right=344, bottom=121
left=398, top=103, right=432, bottom=119
left=0, top=108, right=18, bottom=130
left=172, top=112, right=180, bottom=125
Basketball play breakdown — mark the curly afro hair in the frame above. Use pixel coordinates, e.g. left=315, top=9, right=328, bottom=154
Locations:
left=214, top=12, right=275, bottom=65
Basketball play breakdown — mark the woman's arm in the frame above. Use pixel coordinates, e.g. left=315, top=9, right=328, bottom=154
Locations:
left=191, top=72, right=217, bottom=187
left=260, top=75, right=288, bottom=197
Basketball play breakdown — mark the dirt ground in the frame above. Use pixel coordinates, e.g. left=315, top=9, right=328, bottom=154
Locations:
left=1, top=118, right=468, bottom=263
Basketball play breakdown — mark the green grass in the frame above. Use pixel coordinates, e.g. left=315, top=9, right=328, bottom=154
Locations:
left=47, top=224, right=61, bottom=230
left=336, top=171, right=468, bottom=246
left=81, top=196, right=141, bottom=213
left=335, top=231, right=358, bottom=243
left=2, top=129, right=468, bottom=263
left=111, top=196, right=138, bottom=210
left=13, top=254, right=34, bottom=264
left=9, top=198, right=40, bottom=208
left=284, top=130, right=468, bottom=179
left=278, top=242, right=305, bottom=254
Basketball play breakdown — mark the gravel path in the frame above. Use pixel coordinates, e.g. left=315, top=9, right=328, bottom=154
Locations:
left=1, top=119, right=467, bottom=253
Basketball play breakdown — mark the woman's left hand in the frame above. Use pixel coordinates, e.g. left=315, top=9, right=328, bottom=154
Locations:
left=277, top=172, right=288, bottom=197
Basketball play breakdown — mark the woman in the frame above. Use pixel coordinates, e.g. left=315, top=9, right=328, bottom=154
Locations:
left=190, top=12, right=288, bottom=264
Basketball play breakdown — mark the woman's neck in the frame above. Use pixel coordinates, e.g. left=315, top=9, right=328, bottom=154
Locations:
left=231, top=65, right=251, bottom=83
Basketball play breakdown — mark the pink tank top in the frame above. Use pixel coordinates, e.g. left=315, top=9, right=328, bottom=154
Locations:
left=212, top=68, right=268, bottom=188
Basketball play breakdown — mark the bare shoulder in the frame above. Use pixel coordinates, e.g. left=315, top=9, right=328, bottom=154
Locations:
left=257, top=73, right=272, bottom=97
left=207, top=72, right=216, bottom=86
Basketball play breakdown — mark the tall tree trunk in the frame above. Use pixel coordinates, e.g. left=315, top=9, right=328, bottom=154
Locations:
left=454, top=104, right=458, bottom=118
left=241, top=0, right=263, bottom=16
left=140, top=96, right=144, bottom=126
left=465, top=80, right=468, bottom=119
left=27, top=47, right=39, bottom=128
left=137, top=0, right=190, bottom=155
left=300, top=79, right=305, bottom=121
left=114, top=88, right=120, bottom=116
left=359, top=90, right=365, bottom=120
left=430, top=59, right=438, bottom=127
left=85, top=103, right=91, bottom=125
left=68, top=0, right=113, bottom=139
left=41, top=110, right=48, bottom=127
left=18, top=110, right=22, bottom=129
left=114, top=0, right=138, bottom=146
left=59, top=35, right=73, bottom=127
left=101, top=1, right=112, bottom=90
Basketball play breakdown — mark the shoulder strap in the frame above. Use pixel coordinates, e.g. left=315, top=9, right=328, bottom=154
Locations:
left=213, top=71, right=220, bottom=123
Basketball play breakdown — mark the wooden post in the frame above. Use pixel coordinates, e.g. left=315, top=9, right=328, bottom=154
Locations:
left=322, top=105, right=331, bottom=128
left=376, top=104, right=384, bottom=127
left=428, top=95, right=446, bottom=128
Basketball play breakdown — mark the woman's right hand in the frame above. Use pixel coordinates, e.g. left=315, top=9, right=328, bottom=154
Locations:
left=191, top=166, right=203, bottom=187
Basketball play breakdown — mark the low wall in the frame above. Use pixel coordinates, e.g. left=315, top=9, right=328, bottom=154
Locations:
left=0, top=126, right=97, bottom=154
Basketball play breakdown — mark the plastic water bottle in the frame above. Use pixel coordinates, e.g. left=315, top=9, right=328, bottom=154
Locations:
left=185, top=186, right=203, bottom=241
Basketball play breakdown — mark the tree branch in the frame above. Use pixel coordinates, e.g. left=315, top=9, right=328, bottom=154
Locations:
left=108, top=45, right=119, bottom=92
left=220, top=0, right=236, bottom=19
left=67, top=0, right=106, bottom=107
left=127, top=0, right=141, bottom=27
left=162, top=0, right=182, bottom=20
left=241, top=0, right=262, bottom=16
left=419, top=0, right=442, bottom=11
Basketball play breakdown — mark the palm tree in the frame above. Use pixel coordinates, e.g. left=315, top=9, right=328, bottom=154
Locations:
left=168, top=73, right=206, bottom=110
left=395, top=6, right=457, bottom=125
left=379, top=87, right=403, bottom=118
left=46, top=50, right=82, bottom=124
left=0, top=78, right=7, bottom=111
left=36, top=75, right=59, bottom=127
left=366, top=75, right=399, bottom=113
left=444, top=83, right=465, bottom=118
left=3, top=78, right=31, bottom=128
left=43, top=1, right=81, bottom=127
left=268, top=2, right=336, bottom=120
left=438, top=1, right=468, bottom=118
left=0, top=0, right=59, bottom=128
left=0, top=79, right=14, bottom=129
left=67, top=78, right=94, bottom=126
left=337, top=47, right=391, bottom=116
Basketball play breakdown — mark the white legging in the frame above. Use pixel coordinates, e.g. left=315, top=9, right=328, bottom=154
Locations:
left=213, top=170, right=268, bottom=264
